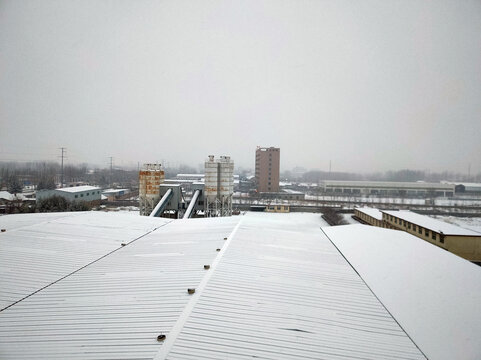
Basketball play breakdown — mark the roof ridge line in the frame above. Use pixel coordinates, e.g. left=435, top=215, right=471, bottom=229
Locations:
left=319, top=227, right=429, bottom=360
left=153, top=217, right=244, bottom=360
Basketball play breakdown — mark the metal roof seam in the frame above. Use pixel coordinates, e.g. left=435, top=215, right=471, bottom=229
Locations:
left=0, top=220, right=173, bottom=313
left=319, top=227, right=428, bottom=360
left=153, top=218, right=243, bottom=360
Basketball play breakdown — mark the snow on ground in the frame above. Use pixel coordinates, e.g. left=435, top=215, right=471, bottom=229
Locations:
left=341, top=213, right=360, bottom=224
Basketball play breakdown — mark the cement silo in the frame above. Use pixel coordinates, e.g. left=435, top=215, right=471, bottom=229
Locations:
left=218, top=156, right=233, bottom=216
left=204, top=155, right=234, bottom=217
left=139, top=163, right=164, bottom=216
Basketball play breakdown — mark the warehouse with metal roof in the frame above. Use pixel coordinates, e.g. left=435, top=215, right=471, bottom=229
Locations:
left=0, top=211, right=480, bottom=359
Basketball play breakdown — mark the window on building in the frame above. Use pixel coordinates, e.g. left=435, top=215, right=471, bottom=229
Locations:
left=425, top=229, right=429, bottom=237
left=75, top=195, right=78, bottom=198
left=413, top=225, right=417, bottom=231
left=418, top=227, right=422, bottom=234
left=86, top=193, right=89, bottom=196
left=432, top=232, right=437, bottom=240
left=80, top=194, right=84, bottom=197
left=440, top=236, right=444, bottom=244
left=403, top=220, right=406, bottom=226
left=408, top=223, right=411, bottom=229
left=395, top=218, right=398, bottom=224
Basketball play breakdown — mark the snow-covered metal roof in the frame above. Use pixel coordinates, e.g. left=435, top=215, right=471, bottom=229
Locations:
left=355, top=206, right=383, bottom=220
left=158, top=213, right=425, bottom=359
left=0, top=212, right=438, bottom=359
left=0, top=214, right=239, bottom=359
left=102, top=188, right=129, bottom=194
left=0, top=212, right=169, bottom=310
left=57, top=185, right=100, bottom=193
left=323, top=224, right=481, bottom=360
left=382, top=210, right=481, bottom=236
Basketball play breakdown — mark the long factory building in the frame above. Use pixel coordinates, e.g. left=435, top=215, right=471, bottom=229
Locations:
left=354, top=207, right=481, bottom=263
left=321, top=180, right=455, bottom=197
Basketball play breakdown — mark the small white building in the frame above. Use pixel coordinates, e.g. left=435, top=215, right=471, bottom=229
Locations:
left=36, top=185, right=101, bottom=204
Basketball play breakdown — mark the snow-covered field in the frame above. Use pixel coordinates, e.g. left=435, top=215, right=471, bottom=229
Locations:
left=341, top=213, right=360, bottom=224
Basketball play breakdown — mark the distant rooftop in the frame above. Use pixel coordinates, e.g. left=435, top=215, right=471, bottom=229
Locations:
left=101, top=188, right=129, bottom=194
left=356, top=207, right=383, bottom=220
left=57, top=185, right=100, bottom=193
left=322, top=180, right=454, bottom=189
left=382, top=210, right=481, bottom=236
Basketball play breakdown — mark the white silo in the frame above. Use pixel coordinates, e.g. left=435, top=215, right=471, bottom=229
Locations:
left=204, top=155, right=234, bottom=217
left=204, top=155, right=218, bottom=217
left=218, top=156, right=233, bottom=216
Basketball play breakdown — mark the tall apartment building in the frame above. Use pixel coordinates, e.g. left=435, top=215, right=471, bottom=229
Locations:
left=255, top=146, right=280, bottom=192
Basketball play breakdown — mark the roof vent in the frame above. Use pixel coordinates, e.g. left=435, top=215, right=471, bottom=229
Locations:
left=1, top=229, right=5, bottom=232
left=157, top=334, right=166, bottom=341
left=121, top=243, right=126, bottom=247
left=187, top=288, right=196, bottom=294
left=216, top=248, right=221, bottom=252
left=204, top=265, right=210, bottom=270
left=223, top=237, right=227, bottom=240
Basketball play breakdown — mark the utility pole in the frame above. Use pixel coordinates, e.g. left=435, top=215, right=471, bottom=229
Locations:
left=109, top=157, right=113, bottom=188
left=59, top=147, right=66, bottom=188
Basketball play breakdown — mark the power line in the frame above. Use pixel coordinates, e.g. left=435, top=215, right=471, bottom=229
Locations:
left=59, top=147, right=67, bottom=188
left=109, top=156, right=113, bottom=188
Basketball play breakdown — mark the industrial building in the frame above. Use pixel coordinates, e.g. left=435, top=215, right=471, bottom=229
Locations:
left=139, top=157, right=234, bottom=219
left=204, top=155, right=234, bottom=217
left=353, top=207, right=384, bottom=227
left=382, top=210, right=481, bottom=262
left=320, top=180, right=455, bottom=197
left=101, top=188, right=131, bottom=201
left=36, top=185, right=101, bottom=205
left=0, top=211, right=480, bottom=359
left=138, top=163, right=164, bottom=216
left=255, top=146, right=280, bottom=192
left=452, top=182, right=481, bottom=194
left=257, top=190, right=305, bottom=200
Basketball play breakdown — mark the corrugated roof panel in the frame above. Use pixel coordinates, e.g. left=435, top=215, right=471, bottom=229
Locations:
left=0, top=216, right=240, bottom=360
left=163, top=213, right=426, bottom=360
left=0, top=212, right=169, bottom=310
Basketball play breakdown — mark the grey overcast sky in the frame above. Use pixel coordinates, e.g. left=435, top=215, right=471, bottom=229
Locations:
left=1, top=0, right=480, bottom=173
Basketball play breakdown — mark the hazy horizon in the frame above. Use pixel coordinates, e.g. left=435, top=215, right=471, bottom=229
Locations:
left=1, top=1, right=480, bottom=174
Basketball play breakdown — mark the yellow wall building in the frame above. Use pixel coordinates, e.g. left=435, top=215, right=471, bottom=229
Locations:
left=354, top=207, right=384, bottom=228
left=265, top=204, right=290, bottom=213
left=381, top=210, right=481, bottom=263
